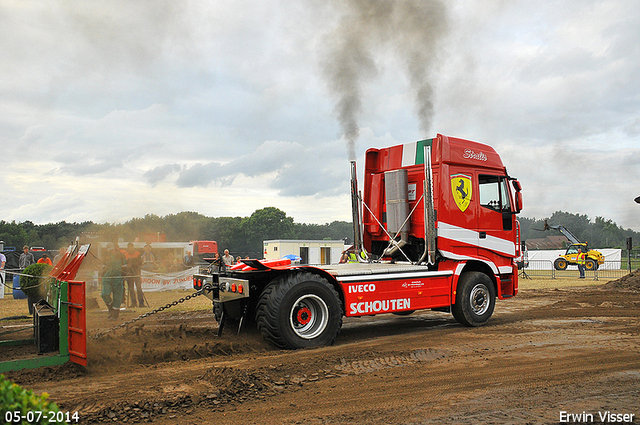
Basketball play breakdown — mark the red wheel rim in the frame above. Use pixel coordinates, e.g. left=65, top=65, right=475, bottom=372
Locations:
left=296, top=306, right=312, bottom=325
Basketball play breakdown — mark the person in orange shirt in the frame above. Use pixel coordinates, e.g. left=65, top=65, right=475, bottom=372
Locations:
left=37, top=254, right=53, bottom=266
left=123, top=243, right=145, bottom=308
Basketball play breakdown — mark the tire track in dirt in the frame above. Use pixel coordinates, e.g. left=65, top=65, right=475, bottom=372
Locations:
left=5, top=285, right=640, bottom=424
left=201, top=345, right=639, bottom=425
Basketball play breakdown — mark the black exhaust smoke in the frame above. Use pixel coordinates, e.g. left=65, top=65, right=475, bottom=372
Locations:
left=321, top=0, right=449, bottom=159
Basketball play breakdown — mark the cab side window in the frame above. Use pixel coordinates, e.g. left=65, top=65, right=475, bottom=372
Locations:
left=479, top=175, right=512, bottom=213
left=479, top=174, right=513, bottom=231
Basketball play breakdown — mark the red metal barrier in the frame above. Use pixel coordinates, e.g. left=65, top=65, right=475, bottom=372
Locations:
left=67, top=280, right=87, bottom=366
left=49, top=245, right=78, bottom=280
left=56, top=244, right=91, bottom=281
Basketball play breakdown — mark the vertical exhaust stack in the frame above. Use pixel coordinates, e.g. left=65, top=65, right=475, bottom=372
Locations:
left=350, top=161, right=364, bottom=258
left=383, top=169, right=410, bottom=257
left=422, top=146, right=437, bottom=265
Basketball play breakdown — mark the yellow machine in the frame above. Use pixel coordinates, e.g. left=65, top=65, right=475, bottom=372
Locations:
left=554, top=242, right=605, bottom=271
left=542, top=223, right=605, bottom=270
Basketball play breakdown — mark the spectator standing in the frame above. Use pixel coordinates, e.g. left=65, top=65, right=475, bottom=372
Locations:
left=141, top=244, right=157, bottom=271
left=209, top=252, right=222, bottom=270
left=0, top=251, right=5, bottom=299
left=19, top=246, right=35, bottom=269
left=53, top=247, right=66, bottom=266
left=576, top=247, right=587, bottom=279
left=101, top=242, right=126, bottom=319
left=339, top=251, right=349, bottom=263
left=222, top=249, right=234, bottom=267
left=183, top=251, right=194, bottom=268
left=123, top=243, right=144, bottom=308
left=37, top=254, right=52, bottom=266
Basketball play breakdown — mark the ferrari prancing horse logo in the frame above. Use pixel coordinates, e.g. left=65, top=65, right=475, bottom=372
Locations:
left=451, top=174, right=472, bottom=212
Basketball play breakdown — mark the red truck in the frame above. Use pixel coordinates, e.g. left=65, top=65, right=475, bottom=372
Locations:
left=194, top=134, right=523, bottom=349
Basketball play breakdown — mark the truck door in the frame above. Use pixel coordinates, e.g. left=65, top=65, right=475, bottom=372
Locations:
left=477, top=174, right=517, bottom=258
left=437, top=165, right=479, bottom=258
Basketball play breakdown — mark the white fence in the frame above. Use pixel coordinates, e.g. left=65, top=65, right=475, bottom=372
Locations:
left=520, top=249, right=628, bottom=280
left=525, top=249, right=621, bottom=269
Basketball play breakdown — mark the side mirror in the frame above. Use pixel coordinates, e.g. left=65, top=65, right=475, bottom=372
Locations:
left=511, top=179, right=523, bottom=213
left=512, top=179, right=522, bottom=192
left=515, top=191, right=523, bottom=213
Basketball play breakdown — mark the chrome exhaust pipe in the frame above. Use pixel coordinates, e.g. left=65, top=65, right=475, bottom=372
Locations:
left=350, top=161, right=364, bottom=257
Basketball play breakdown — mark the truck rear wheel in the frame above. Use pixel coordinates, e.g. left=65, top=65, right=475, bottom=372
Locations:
left=452, top=272, right=495, bottom=327
left=256, top=272, right=342, bottom=349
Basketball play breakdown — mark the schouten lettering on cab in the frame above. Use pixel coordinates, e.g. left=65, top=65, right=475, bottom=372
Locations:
left=349, top=298, right=411, bottom=315
left=348, top=284, right=376, bottom=293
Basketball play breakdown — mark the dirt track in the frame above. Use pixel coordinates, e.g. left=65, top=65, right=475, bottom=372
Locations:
left=4, top=279, right=640, bottom=424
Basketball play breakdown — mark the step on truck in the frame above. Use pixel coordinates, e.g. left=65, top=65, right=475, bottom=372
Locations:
left=193, top=134, right=523, bottom=349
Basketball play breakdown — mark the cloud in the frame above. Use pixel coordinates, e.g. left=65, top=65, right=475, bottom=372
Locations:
left=499, top=142, right=640, bottom=229
left=175, top=162, right=234, bottom=188
left=149, top=139, right=349, bottom=197
left=1, top=0, right=640, bottom=232
left=8, top=194, right=86, bottom=224
left=143, top=164, right=183, bottom=186
left=437, top=3, right=618, bottom=137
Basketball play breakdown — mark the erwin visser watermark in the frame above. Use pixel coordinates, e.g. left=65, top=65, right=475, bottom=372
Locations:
left=559, top=411, right=635, bottom=423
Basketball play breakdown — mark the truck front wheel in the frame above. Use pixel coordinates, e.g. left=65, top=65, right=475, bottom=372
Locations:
left=256, top=272, right=343, bottom=349
left=452, top=272, right=496, bottom=327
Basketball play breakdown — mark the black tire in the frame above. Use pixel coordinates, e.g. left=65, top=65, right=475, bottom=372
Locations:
left=451, top=272, right=496, bottom=327
left=256, top=272, right=342, bottom=349
left=554, top=258, right=568, bottom=270
left=585, top=259, right=596, bottom=271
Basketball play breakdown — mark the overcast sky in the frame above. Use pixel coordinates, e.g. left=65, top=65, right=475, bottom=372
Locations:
left=2, top=0, right=639, bottom=231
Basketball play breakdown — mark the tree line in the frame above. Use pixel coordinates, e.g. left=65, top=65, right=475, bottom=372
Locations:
left=0, top=207, right=353, bottom=256
left=519, top=211, right=640, bottom=249
left=1, top=208, right=638, bottom=255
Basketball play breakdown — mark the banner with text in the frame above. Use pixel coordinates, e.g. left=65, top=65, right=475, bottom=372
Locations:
left=141, top=267, right=198, bottom=292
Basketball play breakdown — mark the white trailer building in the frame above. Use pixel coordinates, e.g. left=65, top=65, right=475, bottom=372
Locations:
left=263, top=240, right=345, bottom=265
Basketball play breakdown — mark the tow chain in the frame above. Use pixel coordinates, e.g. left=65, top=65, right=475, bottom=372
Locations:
left=90, top=289, right=205, bottom=340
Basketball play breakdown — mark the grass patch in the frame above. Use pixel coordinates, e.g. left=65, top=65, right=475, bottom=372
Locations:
left=518, top=276, right=609, bottom=290
left=0, top=287, right=213, bottom=321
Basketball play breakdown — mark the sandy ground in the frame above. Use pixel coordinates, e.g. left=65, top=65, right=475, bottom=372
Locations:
left=2, top=274, right=640, bottom=424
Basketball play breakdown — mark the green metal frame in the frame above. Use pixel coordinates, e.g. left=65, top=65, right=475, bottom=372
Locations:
left=0, top=280, right=71, bottom=373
